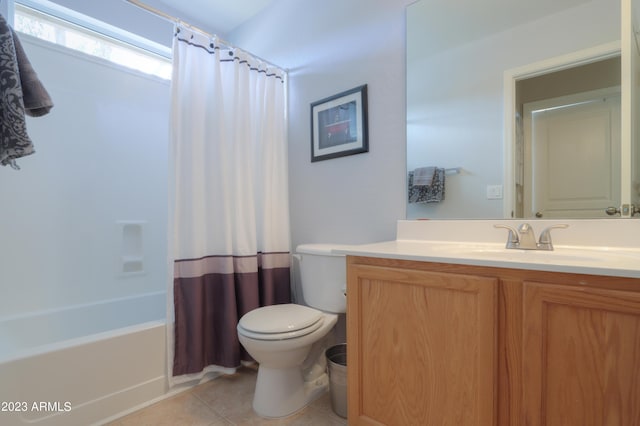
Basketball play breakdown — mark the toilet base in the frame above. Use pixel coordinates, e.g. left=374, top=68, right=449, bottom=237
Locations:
left=252, top=365, right=329, bottom=418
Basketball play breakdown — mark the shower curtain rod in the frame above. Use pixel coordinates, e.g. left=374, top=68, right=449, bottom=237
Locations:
left=124, top=0, right=285, bottom=71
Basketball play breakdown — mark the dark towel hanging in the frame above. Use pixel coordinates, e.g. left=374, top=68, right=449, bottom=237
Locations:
left=408, top=168, right=446, bottom=203
left=12, top=27, right=53, bottom=117
left=0, top=14, right=53, bottom=169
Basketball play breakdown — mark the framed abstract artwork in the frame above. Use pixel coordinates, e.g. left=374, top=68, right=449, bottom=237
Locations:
left=310, top=84, right=368, bottom=162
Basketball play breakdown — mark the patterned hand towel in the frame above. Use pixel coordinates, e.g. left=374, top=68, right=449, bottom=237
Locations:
left=12, top=27, right=53, bottom=117
left=0, top=14, right=33, bottom=169
left=408, top=168, right=445, bottom=203
left=412, top=166, right=436, bottom=186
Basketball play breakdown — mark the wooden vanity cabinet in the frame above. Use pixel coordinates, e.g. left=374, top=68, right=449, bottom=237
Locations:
left=522, top=281, right=640, bottom=426
left=346, top=256, right=640, bottom=426
left=345, top=257, right=498, bottom=425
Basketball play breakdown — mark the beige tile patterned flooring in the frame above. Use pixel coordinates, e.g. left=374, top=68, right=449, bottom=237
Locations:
left=106, top=366, right=348, bottom=426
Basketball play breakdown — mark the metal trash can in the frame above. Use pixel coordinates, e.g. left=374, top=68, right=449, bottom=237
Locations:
left=325, top=343, right=347, bottom=418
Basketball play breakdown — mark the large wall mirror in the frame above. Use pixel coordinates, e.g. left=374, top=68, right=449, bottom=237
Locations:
left=406, top=0, right=639, bottom=220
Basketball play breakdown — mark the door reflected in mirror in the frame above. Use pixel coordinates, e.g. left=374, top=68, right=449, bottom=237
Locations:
left=514, top=56, right=621, bottom=219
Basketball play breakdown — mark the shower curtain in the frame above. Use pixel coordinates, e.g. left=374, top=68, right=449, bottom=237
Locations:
left=168, top=26, right=291, bottom=384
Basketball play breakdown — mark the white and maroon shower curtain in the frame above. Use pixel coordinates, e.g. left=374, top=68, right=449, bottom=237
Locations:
left=168, top=26, right=290, bottom=384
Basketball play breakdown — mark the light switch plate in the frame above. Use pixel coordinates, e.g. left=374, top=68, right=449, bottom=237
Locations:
left=486, top=185, right=503, bottom=200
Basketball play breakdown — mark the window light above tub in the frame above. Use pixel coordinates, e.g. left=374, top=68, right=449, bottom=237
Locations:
left=13, top=0, right=172, bottom=80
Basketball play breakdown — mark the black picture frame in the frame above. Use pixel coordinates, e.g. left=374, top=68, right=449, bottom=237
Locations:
left=310, top=84, right=368, bottom=162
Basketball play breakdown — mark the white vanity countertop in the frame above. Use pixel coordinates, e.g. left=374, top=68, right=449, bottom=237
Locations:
left=333, top=219, right=640, bottom=278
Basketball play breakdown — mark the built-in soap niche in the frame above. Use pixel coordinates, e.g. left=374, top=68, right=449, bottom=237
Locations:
left=117, top=221, right=146, bottom=276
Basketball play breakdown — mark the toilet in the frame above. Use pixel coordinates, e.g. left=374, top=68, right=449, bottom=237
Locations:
left=237, top=243, right=347, bottom=418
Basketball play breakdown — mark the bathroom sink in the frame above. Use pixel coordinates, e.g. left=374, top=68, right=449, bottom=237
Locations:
left=449, top=246, right=597, bottom=262
left=333, top=220, right=640, bottom=278
left=429, top=243, right=637, bottom=266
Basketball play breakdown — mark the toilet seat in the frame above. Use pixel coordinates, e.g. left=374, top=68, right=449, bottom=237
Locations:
left=238, top=304, right=324, bottom=341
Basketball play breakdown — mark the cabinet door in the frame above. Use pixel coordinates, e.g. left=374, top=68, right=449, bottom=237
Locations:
left=347, top=264, right=498, bottom=425
left=523, top=281, right=640, bottom=425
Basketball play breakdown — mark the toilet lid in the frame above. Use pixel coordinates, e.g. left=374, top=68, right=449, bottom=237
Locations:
left=239, top=303, right=323, bottom=334
left=238, top=304, right=325, bottom=341
left=238, top=316, right=324, bottom=340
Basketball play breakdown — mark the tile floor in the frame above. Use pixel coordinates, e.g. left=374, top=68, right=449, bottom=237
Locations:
left=106, top=366, right=348, bottom=426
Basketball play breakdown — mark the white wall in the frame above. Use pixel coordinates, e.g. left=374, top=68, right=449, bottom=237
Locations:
left=0, top=37, right=170, bottom=317
left=407, top=0, right=620, bottom=219
left=230, top=0, right=411, bottom=248
left=1, top=0, right=409, bottom=319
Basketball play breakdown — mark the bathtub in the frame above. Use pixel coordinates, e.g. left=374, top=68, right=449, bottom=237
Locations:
left=0, top=292, right=168, bottom=426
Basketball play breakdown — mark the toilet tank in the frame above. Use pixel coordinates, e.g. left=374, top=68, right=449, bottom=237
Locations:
left=295, top=244, right=348, bottom=314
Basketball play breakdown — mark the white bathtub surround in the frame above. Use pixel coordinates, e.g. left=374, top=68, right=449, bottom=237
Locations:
left=0, top=292, right=166, bottom=426
left=169, top=27, right=290, bottom=384
left=335, top=219, right=640, bottom=278
left=0, top=292, right=165, bottom=363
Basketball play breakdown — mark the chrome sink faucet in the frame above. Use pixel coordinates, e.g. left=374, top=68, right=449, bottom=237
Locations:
left=494, top=223, right=569, bottom=251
